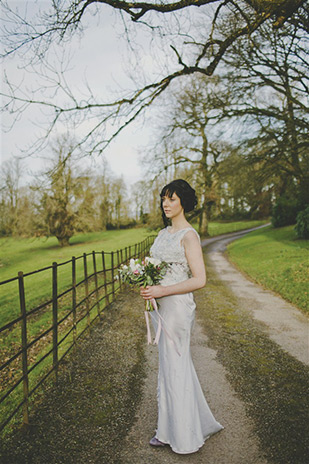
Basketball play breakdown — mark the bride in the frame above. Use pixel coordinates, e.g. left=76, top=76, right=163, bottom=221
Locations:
left=140, top=179, right=224, bottom=454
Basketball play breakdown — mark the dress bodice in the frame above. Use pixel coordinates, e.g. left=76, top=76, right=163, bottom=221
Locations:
left=150, top=226, right=200, bottom=285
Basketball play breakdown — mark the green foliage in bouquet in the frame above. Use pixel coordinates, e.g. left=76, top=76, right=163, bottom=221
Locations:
left=118, top=257, right=169, bottom=288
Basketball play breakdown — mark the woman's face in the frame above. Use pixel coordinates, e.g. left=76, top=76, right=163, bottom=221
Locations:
left=162, top=192, right=184, bottom=219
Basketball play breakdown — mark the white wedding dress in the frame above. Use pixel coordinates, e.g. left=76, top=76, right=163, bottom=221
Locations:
left=149, top=226, right=224, bottom=454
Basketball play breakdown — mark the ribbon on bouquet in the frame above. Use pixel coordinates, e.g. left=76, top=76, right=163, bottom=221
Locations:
left=144, top=298, right=181, bottom=356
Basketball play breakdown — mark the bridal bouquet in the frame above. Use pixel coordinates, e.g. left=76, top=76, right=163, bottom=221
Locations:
left=118, top=257, right=169, bottom=311
left=118, top=257, right=179, bottom=353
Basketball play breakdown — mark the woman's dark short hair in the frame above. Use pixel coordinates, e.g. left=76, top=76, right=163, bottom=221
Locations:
left=160, top=179, right=198, bottom=226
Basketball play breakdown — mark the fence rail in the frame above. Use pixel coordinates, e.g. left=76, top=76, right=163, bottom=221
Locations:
left=0, top=235, right=155, bottom=434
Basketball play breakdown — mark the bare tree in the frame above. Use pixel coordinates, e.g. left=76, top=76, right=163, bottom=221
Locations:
left=1, top=0, right=306, bottom=156
left=0, top=157, right=22, bottom=234
left=220, top=17, right=309, bottom=206
left=217, top=150, right=273, bottom=219
left=38, top=137, right=78, bottom=246
left=142, top=75, right=231, bottom=235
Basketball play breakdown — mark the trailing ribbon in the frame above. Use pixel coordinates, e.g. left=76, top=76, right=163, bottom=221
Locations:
left=144, top=298, right=181, bottom=356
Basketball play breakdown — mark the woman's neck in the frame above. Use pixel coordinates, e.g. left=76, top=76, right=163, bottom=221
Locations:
left=170, top=215, right=190, bottom=231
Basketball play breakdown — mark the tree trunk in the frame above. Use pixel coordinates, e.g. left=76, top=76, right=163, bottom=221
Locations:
left=199, top=200, right=209, bottom=237
left=58, top=237, right=70, bottom=247
left=198, top=128, right=210, bottom=237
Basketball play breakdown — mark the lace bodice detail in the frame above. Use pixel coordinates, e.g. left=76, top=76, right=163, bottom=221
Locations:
left=150, top=227, right=200, bottom=285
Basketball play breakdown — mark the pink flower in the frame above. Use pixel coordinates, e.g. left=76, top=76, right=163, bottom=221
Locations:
left=133, top=270, right=140, bottom=275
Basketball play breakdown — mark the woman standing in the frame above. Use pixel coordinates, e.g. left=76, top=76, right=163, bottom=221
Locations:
left=140, top=179, right=224, bottom=454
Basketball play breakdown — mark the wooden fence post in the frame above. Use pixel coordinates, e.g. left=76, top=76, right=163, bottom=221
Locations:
left=72, top=257, right=77, bottom=346
left=92, top=251, right=101, bottom=318
left=102, top=252, right=109, bottom=306
left=111, top=252, right=115, bottom=300
left=52, top=262, right=58, bottom=383
left=18, top=271, right=29, bottom=426
left=116, top=250, right=121, bottom=290
left=125, top=247, right=127, bottom=264
left=134, top=243, right=137, bottom=258
left=83, top=254, right=91, bottom=329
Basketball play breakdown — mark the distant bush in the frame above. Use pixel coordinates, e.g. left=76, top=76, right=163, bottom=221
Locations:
left=271, top=195, right=299, bottom=228
left=106, top=220, right=138, bottom=230
left=295, top=207, right=309, bottom=239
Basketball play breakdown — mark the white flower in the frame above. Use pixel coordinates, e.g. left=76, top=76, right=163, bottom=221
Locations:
left=129, top=258, right=139, bottom=272
left=145, top=257, right=161, bottom=266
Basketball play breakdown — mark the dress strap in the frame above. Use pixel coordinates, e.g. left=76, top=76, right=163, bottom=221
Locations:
left=179, top=227, right=201, bottom=244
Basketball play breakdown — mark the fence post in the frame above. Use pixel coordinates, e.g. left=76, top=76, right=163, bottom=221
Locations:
left=83, top=253, right=91, bottom=329
left=72, top=257, right=77, bottom=346
left=92, top=251, right=101, bottom=318
left=134, top=243, right=137, bottom=258
left=18, top=271, right=29, bottom=426
left=117, top=250, right=121, bottom=290
left=125, top=246, right=127, bottom=264
left=111, top=252, right=115, bottom=300
left=52, top=262, right=58, bottom=383
left=102, top=251, right=109, bottom=306
left=120, top=248, right=123, bottom=265
left=129, top=245, right=131, bottom=260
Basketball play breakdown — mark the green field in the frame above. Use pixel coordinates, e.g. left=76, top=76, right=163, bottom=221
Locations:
left=227, top=225, right=309, bottom=313
left=0, top=228, right=154, bottom=326
left=0, top=228, right=154, bottom=282
left=207, top=219, right=268, bottom=236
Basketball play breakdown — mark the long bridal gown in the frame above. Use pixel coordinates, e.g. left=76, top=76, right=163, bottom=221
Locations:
left=149, top=226, right=224, bottom=454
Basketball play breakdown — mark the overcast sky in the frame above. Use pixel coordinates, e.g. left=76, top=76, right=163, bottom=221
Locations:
left=1, top=1, right=166, bottom=186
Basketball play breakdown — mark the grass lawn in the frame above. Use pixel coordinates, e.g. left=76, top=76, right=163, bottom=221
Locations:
left=0, top=228, right=154, bottom=326
left=208, top=219, right=268, bottom=236
left=0, top=228, right=154, bottom=282
left=227, top=225, right=309, bottom=313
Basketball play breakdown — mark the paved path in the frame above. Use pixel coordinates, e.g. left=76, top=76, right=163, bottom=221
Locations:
left=121, top=324, right=267, bottom=464
left=202, top=226, right=309, bottom=366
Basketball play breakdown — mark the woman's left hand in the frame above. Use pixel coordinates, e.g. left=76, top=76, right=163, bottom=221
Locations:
left=140, top=285, right=165, bottom=300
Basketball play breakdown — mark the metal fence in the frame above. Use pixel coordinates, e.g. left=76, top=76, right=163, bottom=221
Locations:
left=0, top=235, right=155, bottom=434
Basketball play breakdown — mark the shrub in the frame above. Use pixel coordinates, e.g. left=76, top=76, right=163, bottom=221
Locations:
left=295, top=207, right=309, bottom=239
left=271, top=195, right=299, bottom=228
